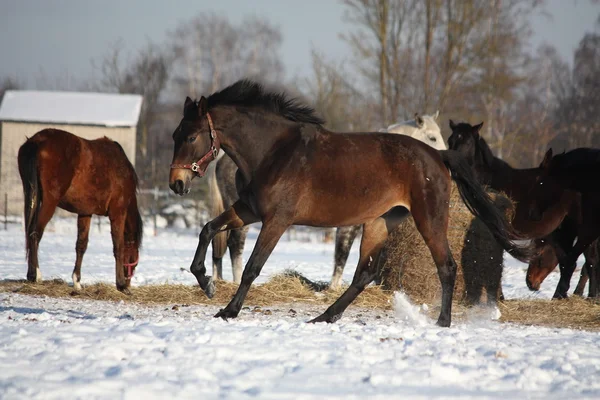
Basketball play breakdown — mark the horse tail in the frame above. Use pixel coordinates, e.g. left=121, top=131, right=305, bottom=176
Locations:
left=18, top=140, right=42, bottom=261
left=208, top=165, right=228, bottom=260
left=439, top=149, right=532, bottom=262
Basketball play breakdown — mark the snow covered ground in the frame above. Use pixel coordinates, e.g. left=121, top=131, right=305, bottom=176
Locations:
left=1, top=217, right=599, bottom=399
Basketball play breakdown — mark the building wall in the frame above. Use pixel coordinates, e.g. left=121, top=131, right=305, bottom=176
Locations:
left=0, top=122, right=137, bottom=216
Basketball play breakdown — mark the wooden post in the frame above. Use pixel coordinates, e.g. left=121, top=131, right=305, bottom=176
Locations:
left=4, top=193, right=7, bottom=231
left=153, top=186, right=158, bottom=237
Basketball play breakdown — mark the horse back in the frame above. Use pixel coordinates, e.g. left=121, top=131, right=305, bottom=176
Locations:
left=250, top=128, right=449, bottom=226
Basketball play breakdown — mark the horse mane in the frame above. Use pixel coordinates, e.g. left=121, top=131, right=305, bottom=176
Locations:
left=475, top=133, right=498, bottom=167
left=207, top=79, right=325, bottom=125
left=551, top=148, right=600, bottom=172
left=112, top=139, right=143, bottom=246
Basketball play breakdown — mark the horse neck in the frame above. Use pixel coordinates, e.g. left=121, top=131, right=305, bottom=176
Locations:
left=486, top=158, right=535, bottom=198
left=210, top=107, right=297, bottom=184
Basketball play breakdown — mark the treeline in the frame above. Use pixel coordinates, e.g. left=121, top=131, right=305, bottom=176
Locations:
left=1, top=1, right=599, bottom=194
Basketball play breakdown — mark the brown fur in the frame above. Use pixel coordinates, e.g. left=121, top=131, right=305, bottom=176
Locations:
left=17, top=129, right=142, bottom=292
left=169, top=80, right=529, bottom=327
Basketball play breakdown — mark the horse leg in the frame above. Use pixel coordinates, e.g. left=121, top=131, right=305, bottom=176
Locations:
left=310, top=208, right=407, bottom=323
left=27, top=197, right=59, bottom=282
left=574, top=258, right=589, bottom=297
left=411, top=196, right=458, bottom=327
left=330, top=225, right=361, bottom=289
left=554, top=237, right=595, bottom=299
left=191, top=201, right=259, bottom=298
left=108, top=212, right=129, bottom=293
left=72, top=215, right=91, bottom=291
left=214, top=219, right=289, bottom=319
left=229, top=226, right=248, bottom=284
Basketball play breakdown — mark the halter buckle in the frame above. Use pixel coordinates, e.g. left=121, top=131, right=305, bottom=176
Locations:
left=191, top=162, right=200, bottom=172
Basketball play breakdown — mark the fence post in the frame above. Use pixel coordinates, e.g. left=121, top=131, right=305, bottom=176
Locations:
left=153, top=186, right=158, bottom=237
left=4, top=193, right=7, bottom=231
left=97, top=215, right=101, bottom=233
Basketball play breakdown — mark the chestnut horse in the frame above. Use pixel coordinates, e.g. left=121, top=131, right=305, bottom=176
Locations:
left=527, top=148, right=600, bottom=298
left=18, top=129, right=143, bottom=293
left=169, top=80, right=529, bottom=327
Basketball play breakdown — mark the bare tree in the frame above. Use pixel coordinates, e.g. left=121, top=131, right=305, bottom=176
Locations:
left=91, top=40, right=172, bottom=186
left=168, top=13, right=284, bottom=98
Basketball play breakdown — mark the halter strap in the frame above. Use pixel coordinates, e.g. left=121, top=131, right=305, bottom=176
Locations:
left=124, top=255, right=139, bottom=279
left=170, top=112, right=221, bottom=177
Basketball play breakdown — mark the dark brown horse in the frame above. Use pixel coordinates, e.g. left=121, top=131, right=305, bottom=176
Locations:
left=18, top=129, right=143, bottom=293
left=447, top=122, right=598, bottom=298
left=527, top=148, right=600, bottom=298
left=527, top=237, right=599, bottom=297
left=169, top=80, right=529, bottom=327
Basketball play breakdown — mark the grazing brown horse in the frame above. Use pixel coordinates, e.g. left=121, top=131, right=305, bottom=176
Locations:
left=527, top=148, right=600, bottom=298
left=527, top=237, right=599, bottom=297
left=169, top=80, right=529, bottom=327
left=18, top=129, right=143, bottom=292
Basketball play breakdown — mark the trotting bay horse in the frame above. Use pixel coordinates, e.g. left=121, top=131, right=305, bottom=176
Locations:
left=527, top=148, right=600, bottom=298
left=18, top=129, right=143, bottom=293
left=447, top=122, right=595, bottom=298
left=169, top=79, right=530, bottom=327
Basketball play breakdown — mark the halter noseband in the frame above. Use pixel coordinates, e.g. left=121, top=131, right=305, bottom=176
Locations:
left=170, top=112, right=221, bottom=177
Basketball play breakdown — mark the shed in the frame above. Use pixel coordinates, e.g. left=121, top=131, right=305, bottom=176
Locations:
left=0, top=90, right=143, bottom=216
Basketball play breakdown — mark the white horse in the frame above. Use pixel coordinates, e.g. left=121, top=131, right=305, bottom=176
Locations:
left=330, top=110, right=446, bottom=289
left=381, top=111, right=446, bottom=150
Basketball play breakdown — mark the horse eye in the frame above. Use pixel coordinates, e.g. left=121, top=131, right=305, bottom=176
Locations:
left=188, top=136, right=197, bottom=143
left=430, top=137, right=437, bottom=142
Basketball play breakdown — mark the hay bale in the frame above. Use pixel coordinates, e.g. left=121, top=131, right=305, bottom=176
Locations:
left=380, top=182, right=513, bottom=306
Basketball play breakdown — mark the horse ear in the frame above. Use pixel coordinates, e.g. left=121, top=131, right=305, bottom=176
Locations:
left=414, top=113, right=424, bottom=128
left=449, top=119, right=457, bottom=130
left=433, top=110, right=440, bottom=120
left=183, top=96, right=195, bottom=116
left=540, top=148, right=553, bottom=168
left=198, top=96, right=208, bottom=117
left=473, top=122, right=484, bottom=138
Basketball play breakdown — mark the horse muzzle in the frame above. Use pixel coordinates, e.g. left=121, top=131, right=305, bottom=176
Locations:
left=526, top=276, right=540, bottom=291
left=169, top=179, right=191, bottom=196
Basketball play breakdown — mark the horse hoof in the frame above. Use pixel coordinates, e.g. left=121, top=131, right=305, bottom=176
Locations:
left=436, top=318, right=451, bottom=328
left=308, top=312, right=341, bottom=324
left=214, top=308, right=238, bottom=320
left=204, top=277, right=216, bottom=299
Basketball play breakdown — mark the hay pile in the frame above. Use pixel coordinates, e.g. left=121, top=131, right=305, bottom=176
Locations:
left=380, top=182, right=513, bottom=306
left=0, top=272, right=392, bottom=310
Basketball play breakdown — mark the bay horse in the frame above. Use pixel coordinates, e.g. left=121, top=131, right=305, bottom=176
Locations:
left=207, top=112, right=445, bottom=288
left=527, top=148, right=600, bottom=298
left=169, top=79, right=529, bottom=327
left=447, top=121, right=594, bottom=299
left=18, top=129, right=143, bottom=293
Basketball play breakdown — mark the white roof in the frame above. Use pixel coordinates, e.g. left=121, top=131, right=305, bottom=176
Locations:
left=0, top=90, right=143, bottom=127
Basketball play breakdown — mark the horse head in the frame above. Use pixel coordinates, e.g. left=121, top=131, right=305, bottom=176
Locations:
left=526, top=238, right=557, bottom=291
left=169, top=96, right=221, bottom=196
left=385, top=111, right=446, bottom=150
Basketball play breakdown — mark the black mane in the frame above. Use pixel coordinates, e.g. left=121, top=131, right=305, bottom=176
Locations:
left=206, top=79, right=325, bottom=125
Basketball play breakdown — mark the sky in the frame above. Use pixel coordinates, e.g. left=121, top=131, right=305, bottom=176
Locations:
left=0, top=0, right=598, bottom=89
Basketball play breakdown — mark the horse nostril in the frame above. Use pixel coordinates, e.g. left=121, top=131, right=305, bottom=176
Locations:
left=174, top=179, right=184, bottom=194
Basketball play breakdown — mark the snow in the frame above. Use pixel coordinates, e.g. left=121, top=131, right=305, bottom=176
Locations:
left=1, top=217, right=599, bottom=399
left=0, top=91, right=143, bottom=127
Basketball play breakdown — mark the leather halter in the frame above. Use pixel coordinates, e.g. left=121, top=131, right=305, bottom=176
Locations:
left=124, top=256, right=138, bottom=279
left=170, top=112, right=221, bottom=177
